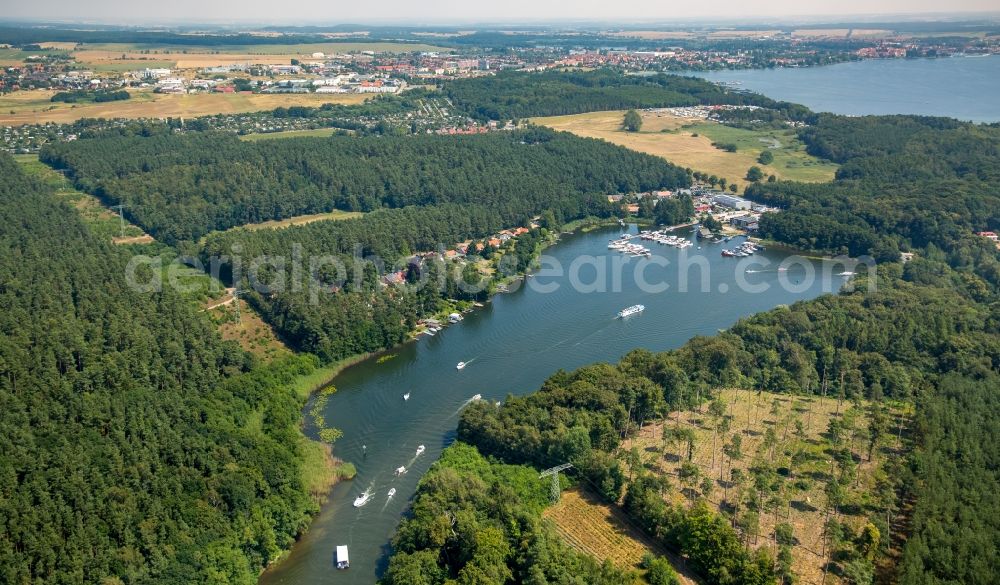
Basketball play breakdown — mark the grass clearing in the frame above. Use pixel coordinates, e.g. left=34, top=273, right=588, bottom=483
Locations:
left=238, top=209, right=364, bottom=230
left=623, top=388, right=908, bottom=585
left=533, top=110, right=837, bottom=186
left=212, top=298, right=292, bottom=362
left=0, top=89, right=369, bottom=126
left=15, top=154, right=148, bottom=241
left=239, top=127, right=341, bottom=141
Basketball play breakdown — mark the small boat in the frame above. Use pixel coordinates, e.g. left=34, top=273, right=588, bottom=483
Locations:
left=387, top=488, right=396, bottom=498
left=353, top=489, right=373, bottom=508
left=403, top=392, right=410, bottom=401
left=617, top=304, right=645, bottom=318
left=416, top=445, right=426, bottom=456
left=424, top=330, right=435, bottom=336
left=395, top=466, right=407, bottom=476
left=456, top=361, right=466, bottom=370
left=336, top=545, right=350, bottom=570
left=471, top=394, right=482, bottom=401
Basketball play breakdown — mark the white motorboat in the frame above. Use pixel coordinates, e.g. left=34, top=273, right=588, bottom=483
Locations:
left=415, top=445, right=426, bottom=456
left=387, top=488, right=396, bottom=498
left=456, top=361, right=466, bottom=370
left=471, top=393, right=482, bottom=401
left=353, top=489, right=373, bottom=508
left=395, top=466, right=407, bottom=476
left=617, top=304, right=645, bottom=318
left=403, top=392, right=410, bottom=401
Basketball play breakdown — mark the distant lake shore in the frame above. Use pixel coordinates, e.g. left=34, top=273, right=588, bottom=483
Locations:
left=692, top=55, right=1000, bottom=123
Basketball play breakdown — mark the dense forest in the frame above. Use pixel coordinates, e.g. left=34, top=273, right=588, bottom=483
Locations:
left=42, top=127, right=689, bottom=243
left=441, top=70, right=780, bottom=120
left=41, top=126, right=691, bottom=364
left=749, top=115, right=1000, bottom=261
left=200, top=205, right=570, bottom=361
left=0, top=153, right=322, bottom=583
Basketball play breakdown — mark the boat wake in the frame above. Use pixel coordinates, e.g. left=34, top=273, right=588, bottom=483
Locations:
left=407, top=445, right=427, bottom=467
left=452, top=394, right=485, bottom=416
left=382, top=488, right=396, bottom=511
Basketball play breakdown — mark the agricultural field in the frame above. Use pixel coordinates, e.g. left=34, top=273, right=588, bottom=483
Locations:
left=544, top=488, right=698, bottom=584
left=533, top=110, right=838, bottom=186
left=607, top=30, right=696, bottom=39
left=227, top=209, right=364, bottom=230
left=0, top=46, right=71, bottom=65
left=69, top=41, right=449, bottom=69
left=623, top=388, right=908, bottom=585
left=790, top=29, right=892, bottom=38
left=0, top=89, right=369, bottom=125
left=239, top=127, right=340, bottom=141
left=14, top=154, right=147, bottom=241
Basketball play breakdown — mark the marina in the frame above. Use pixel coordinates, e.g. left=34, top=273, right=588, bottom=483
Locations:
left=606, top=228, right=697, bottom=258
left=721, top=241, right=762, bottom=257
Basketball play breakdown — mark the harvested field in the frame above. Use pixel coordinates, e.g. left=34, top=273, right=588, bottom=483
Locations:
left=791, top=29, right=892, bottom=38
left=533, top=110, right=837, bottom=185
left=608, top=31, right=695, bottom=39
left=544, top=487, right=699, bottom=584
left=239, top=128, right=340, bottom=141
left=0, top=89, right=369, bottom=125
left=230, top=209, right=364, bottom=231
left=70, top=42, right=448, bottom=70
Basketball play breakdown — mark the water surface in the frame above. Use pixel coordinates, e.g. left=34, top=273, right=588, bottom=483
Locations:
left=695, top=55, right=1000, bottom=122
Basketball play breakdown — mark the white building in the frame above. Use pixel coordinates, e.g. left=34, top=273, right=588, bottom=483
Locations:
left=712, top=194, right=752, bottom=210
left=141, top=68, right=172, bottom=79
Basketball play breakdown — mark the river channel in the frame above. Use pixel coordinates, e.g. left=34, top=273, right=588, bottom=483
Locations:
left=261, top=224, right=854, bottom=584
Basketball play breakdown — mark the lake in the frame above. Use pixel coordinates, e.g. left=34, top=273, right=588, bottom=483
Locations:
left=694, top=55, right=1000, bottom=123
left=260, top=225, right=855, bottom=584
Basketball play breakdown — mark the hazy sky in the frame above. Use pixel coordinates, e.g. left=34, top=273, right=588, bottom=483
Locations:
left=3, top=0, right=998, bottom=24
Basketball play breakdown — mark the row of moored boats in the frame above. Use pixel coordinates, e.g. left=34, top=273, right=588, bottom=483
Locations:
left=721, top=241, right=763, bottom=257
left=637, top=230, right=695, bottom=248
left=607, top=231, right=695, bottom=257
left=607, top=235, right=652, bottom=257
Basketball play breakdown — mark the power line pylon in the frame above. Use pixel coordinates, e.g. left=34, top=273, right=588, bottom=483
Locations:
left=539, top=463, right=573, bottom=503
